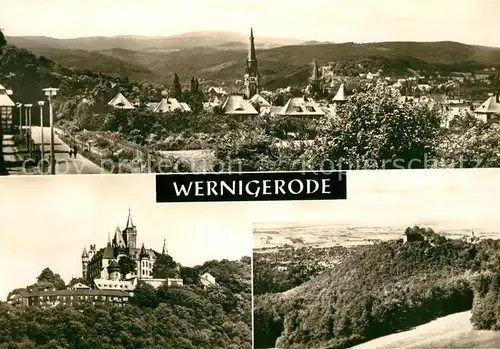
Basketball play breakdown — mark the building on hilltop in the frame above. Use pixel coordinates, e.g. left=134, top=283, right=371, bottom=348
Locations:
left=200, top=272, right=217, bottom=289
left=244, top=27, right=260, bottom=99
left=108, top=92, right=135, bottom=110
left=82, top=209, right=183, bottom=290
left=12, top=288, right=131, bottom=308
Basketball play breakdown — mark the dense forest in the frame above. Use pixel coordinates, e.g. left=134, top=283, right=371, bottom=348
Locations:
left=0, top=258, right=252, bottom=349
left=254, top=227, right=500, bottom=349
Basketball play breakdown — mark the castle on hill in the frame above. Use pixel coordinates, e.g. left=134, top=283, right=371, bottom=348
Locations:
left=81, top=209, right=184, bottom=291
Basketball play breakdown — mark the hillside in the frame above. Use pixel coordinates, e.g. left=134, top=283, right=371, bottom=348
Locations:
left=6, top=31, right=301, bottom=51
left=0, top=258, right=252, bottom=349
left=350, top=311, right=500, bottom=349
left=15, top=40, right=500, bottom=87
left=253, top=228, right=500, bottom=349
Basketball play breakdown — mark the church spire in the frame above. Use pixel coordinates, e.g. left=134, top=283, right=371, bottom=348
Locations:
left=107, top=231, right=111, bottom=247
left=162, top=238, right=168, bottom=255
left=126, top=208, right=134, bottom=228
left=311, top=59, right=320, bottom=81
left=248, top=27, right=257, bottom=62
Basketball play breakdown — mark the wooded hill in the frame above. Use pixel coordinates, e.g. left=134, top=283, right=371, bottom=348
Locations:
left=254, top=227, right=500, bottom=349
left=10, top=37, right=500, bottom=88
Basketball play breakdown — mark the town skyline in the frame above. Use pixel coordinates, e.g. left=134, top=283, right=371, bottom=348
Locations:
left=0, top=175, right=252, bottom=301
left=2, top=0, right=500, bottom=47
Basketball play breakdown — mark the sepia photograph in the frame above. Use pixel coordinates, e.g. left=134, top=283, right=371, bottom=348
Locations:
left=252, top=169, right=500, bottom=349
left=0, top=175, right=253, bottom=349
left=0, top=0, right=499, bottom=175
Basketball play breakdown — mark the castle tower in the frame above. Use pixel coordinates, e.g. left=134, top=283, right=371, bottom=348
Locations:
left=138, top=244, right=150, bottom=280
left=162, top=238, right=168, bottom=255
left=81, top=247, right=89, bottom=280
left=107, top=260, right=121, bottom=281
left=244, top=27, right=260, bottom=99
left=124, top=208, right=137, bottom=251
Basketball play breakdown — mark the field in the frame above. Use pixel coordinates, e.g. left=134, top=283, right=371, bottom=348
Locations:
left=253, top=224, right=500, bottom=250
left=350, top=311, right=500, bottom=349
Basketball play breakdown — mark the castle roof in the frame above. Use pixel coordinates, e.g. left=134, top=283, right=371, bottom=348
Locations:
left=278, top=97, right=325, bottom=117
left=108, top=92, right=135, bottom=110
left=81, top=247, right=88, bottom=258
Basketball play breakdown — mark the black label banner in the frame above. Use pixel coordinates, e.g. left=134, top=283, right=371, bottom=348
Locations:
left=155, top=171, right=347, bottom=203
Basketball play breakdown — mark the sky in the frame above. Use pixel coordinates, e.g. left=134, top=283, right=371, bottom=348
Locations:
left=0, top=174, right=252, bottom=300
left=1, top=0, right=499, bottom=47
left=252, top=168, right=500, bottom=230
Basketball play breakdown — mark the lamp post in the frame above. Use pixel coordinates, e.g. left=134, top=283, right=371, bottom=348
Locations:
left=42, top=88, right=59, bottom=175
left=37, top=101, right=45, bottom=166
left=16, top=103, right=22, bottom=134
left=25, top=104, right=33, bottom=153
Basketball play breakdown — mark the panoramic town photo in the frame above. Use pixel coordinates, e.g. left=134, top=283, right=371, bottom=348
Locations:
left=0, top=0, right=499, bottom=175
left=0, top=175, right=253, bottom=349
left=251, top=169, right=500, bottom=349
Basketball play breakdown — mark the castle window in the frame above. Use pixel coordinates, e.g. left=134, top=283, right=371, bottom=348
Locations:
left=293, top=106, right=303, bottom=112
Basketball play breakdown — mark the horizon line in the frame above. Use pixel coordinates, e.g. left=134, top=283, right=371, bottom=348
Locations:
left=4, top=30, right=500, bottom=49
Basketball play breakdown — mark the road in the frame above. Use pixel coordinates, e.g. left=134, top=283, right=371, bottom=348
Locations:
left=27, top=126, right=104, bottom=175
left=349, top=311, right=500, bottom=349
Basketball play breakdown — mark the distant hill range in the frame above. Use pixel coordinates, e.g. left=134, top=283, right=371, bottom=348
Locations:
left=6, top=31, right=500, bottom=88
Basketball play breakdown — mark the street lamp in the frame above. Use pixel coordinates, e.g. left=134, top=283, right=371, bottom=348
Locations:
left=37, top=101, right=45, bottom=166
left=25, top=104, right=33, bottom=152
left=42, top=87, right=59, bottom=175
left=16, top=103, right=22, bottom=134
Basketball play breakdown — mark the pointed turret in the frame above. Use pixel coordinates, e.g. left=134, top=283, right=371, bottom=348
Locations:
left=126, top=207, right=134, bottom=228
left=107, top=231, right=112, bottom=247
left=81, top=247, right=88, bottom=259
left=162, top=238, right=168, bottom=255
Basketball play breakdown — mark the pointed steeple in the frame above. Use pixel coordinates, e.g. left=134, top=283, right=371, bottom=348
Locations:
left=311, top=59, right=320, bottom=81
left=126, top=208, right=134, bottom=228
left=107, top=231, right=112, bottom=247
left=162, top=238, right=168, bottom=255
left=81, top=247, right=88, bottom=258
left=248, top=27, right=257, bottom=62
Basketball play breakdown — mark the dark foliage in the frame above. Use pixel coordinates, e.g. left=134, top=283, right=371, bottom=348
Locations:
left=0, top=259, right=251, bottom=349
left=254, top=227, right=500, bottom=349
